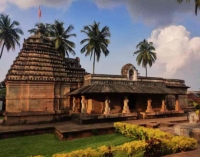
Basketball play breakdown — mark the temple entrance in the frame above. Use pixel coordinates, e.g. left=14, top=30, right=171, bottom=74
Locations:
left=128, top=94, right=136, bottom=110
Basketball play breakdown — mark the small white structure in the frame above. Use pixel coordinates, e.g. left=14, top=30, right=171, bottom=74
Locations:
left=188, top=112, right=199, bottom=123
left=127, top=65, right=138, bottom=81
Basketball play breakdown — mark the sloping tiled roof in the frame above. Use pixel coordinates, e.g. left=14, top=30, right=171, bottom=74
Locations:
left=68, top=84, right=185, bottom=96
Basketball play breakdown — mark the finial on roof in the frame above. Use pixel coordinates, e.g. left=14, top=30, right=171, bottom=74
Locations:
left=35, top=23, right=43, bottom=37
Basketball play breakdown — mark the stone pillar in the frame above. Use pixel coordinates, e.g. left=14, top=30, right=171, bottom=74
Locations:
left=72, top=97, right=77, bottom=113
left=122, top=96, right=130, bottom=113
left=160, top=99, right=168, bottom=112
left=146, top=98, right=154, bottom=112
left=175, top=96, right=181, bottom=111
left=104, top=96, right=110, bottom=114
left=81, top=96, right=87, bottom=113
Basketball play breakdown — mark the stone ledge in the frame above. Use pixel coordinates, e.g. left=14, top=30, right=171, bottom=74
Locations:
left=4, top=110, right=69, bottom=116
left=140, top=110, right=185, bottom=119
left=4, top=111, right=56, bottom=116
left=72, top=112, right=137, bottom=120
left=71, top=113, right=138, bottom=124
left=174, top=123, right=200, bottom=143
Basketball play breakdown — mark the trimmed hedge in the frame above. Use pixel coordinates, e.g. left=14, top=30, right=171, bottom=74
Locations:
left=114, top=122, right=198, bottom=155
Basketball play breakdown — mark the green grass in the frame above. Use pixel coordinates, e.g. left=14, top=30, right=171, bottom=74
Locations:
left=0, top=133, right=134, bottom=157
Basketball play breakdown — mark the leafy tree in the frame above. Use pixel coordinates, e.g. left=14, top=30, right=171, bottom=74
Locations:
left=0, top=14, right=24, bottom=59
left=133, top=39, right=156, bottom=77
left=80, top=21, right=111, bottom=74
left=50, top=20, right=76, bottom=58
left=0, top=81, right=5, bottom=97
left=28, top=22, right=51, bottom=37
left=177, top=0, right=200, bottom=15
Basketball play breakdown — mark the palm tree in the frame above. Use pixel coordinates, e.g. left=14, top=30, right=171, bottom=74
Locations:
left=177, top=0, right=200, bottom=15
left=80, top=21, right=111, bottom=74
left=28, top=22, right=51, bottom=37
left=0, top=14, right=24, bottom=59
left=50, top=20, right=76, bottom=58
left=133, top=39, right=156, bottom=77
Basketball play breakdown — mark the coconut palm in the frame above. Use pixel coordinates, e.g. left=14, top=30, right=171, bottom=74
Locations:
left=80, top=21, right=111, bottom=74
left=50, top=20, right=76, bottom=58
left=28, top=22, right=51, bottom=37
left=0, top=14, right=24, bottom=59
left=177, top=0, right=200, bottom=15
left=133, top=39, right=156, bottom=77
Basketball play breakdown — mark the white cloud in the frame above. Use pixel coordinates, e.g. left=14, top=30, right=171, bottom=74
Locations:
left=148, top=25, right=200, bottom=78
left=0, top=0, right=75, bottom=12
left=94, top=0, right=195, bottom=26
left=0, top=0, right=6, bottom=12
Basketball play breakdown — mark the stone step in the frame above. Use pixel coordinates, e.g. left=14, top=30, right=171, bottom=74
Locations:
left=146, top=122, right=160, bottom=128
left=160, top=122, right=174, bottom=127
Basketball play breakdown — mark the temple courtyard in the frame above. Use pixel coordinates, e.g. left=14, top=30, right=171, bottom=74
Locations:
left=0, top=116, right=199, bottom=157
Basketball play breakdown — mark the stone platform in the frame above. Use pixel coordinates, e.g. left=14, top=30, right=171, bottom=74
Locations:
left=174, top=123, right=200, bottom=143
left=3, top=111, right=70, bottom=125
left=71, top=112, right=137, bottom=124
left=0, top=116, right=188, bottom=140
left=140, top=110, right=185, bottom=119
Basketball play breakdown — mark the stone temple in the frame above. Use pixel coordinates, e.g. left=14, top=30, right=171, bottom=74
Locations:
left=3, top=30, right=189, bottom=125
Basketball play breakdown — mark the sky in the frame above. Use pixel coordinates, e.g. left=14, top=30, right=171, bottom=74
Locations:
left=0, top=0, right=200, bottom=90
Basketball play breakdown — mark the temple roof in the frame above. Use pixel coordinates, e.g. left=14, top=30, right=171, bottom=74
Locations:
left=5, top=33, right=86, bottom=83
left=67, top=73, right=188, bottom=95
left=68, top=84, right=186, bottom=96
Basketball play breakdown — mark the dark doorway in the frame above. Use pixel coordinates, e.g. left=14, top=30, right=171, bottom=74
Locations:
left=128, top=94, right=136, bottom=110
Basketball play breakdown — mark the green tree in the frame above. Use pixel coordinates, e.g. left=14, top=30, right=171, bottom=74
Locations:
left=80, top=21, right=111, bottom=74
left=51, top=20, right=76, bottom=58
left=28, top=22, right=51, bottom=37
left=133, top=39, right=156, bottom=77
left=0, top=14, right=24, bottom=59
left=177, top=0, right=200, bottom=15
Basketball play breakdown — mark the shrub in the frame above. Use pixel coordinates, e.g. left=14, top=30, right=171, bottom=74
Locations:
left=114, top=122, right=172, bottom=140
left=98, top=146, right=114, bottom=157
left=53, top=148, right=100, bottom=157
left=160, top=136, right=198, bottom=155
left=114, top=122, right=198, bottom=156
left=115, top=140, right=147, bottom=156
left=144, top=138, right=161, bottom=157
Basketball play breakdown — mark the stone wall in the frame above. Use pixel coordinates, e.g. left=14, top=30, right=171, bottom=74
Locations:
left=6, top=82, right=54, bottom=112
left=4, top=81, right=71, bottom=124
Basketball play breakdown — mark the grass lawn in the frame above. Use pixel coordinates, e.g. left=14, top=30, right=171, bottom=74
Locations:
left=0, top=133, right=134, bottom=157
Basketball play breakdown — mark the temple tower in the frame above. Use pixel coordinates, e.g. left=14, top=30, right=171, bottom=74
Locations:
left=4, top=28, right=86, bottom=124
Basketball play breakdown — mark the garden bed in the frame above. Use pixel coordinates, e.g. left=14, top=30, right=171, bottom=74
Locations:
left=50, top=122, right=198, bottom=157
left=0, top=133, right=133, bottom=157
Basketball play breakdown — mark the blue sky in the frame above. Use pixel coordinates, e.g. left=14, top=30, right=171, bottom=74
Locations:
left=0, top=0, right=200, bottom=90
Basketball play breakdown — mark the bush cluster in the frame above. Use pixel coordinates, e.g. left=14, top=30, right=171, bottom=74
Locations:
left=33, top=122, right=198, bottom=157
left=114, top=122, right=198, bottom=155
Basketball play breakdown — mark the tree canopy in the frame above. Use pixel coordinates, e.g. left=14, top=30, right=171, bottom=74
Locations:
left=28, top=21, right=76, bottom=58
left=80, top=21, right=111, bottom=74
left=133, top=39, right=157, bottom=77
left=0, top=14, right=23, bottom=59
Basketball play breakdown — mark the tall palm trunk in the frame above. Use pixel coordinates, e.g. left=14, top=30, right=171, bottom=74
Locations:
left=0, top=42, right=5, bottom=59
left=93, top=52, right=95, bottom=74
left=145, top=66, right=147, bottom=77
